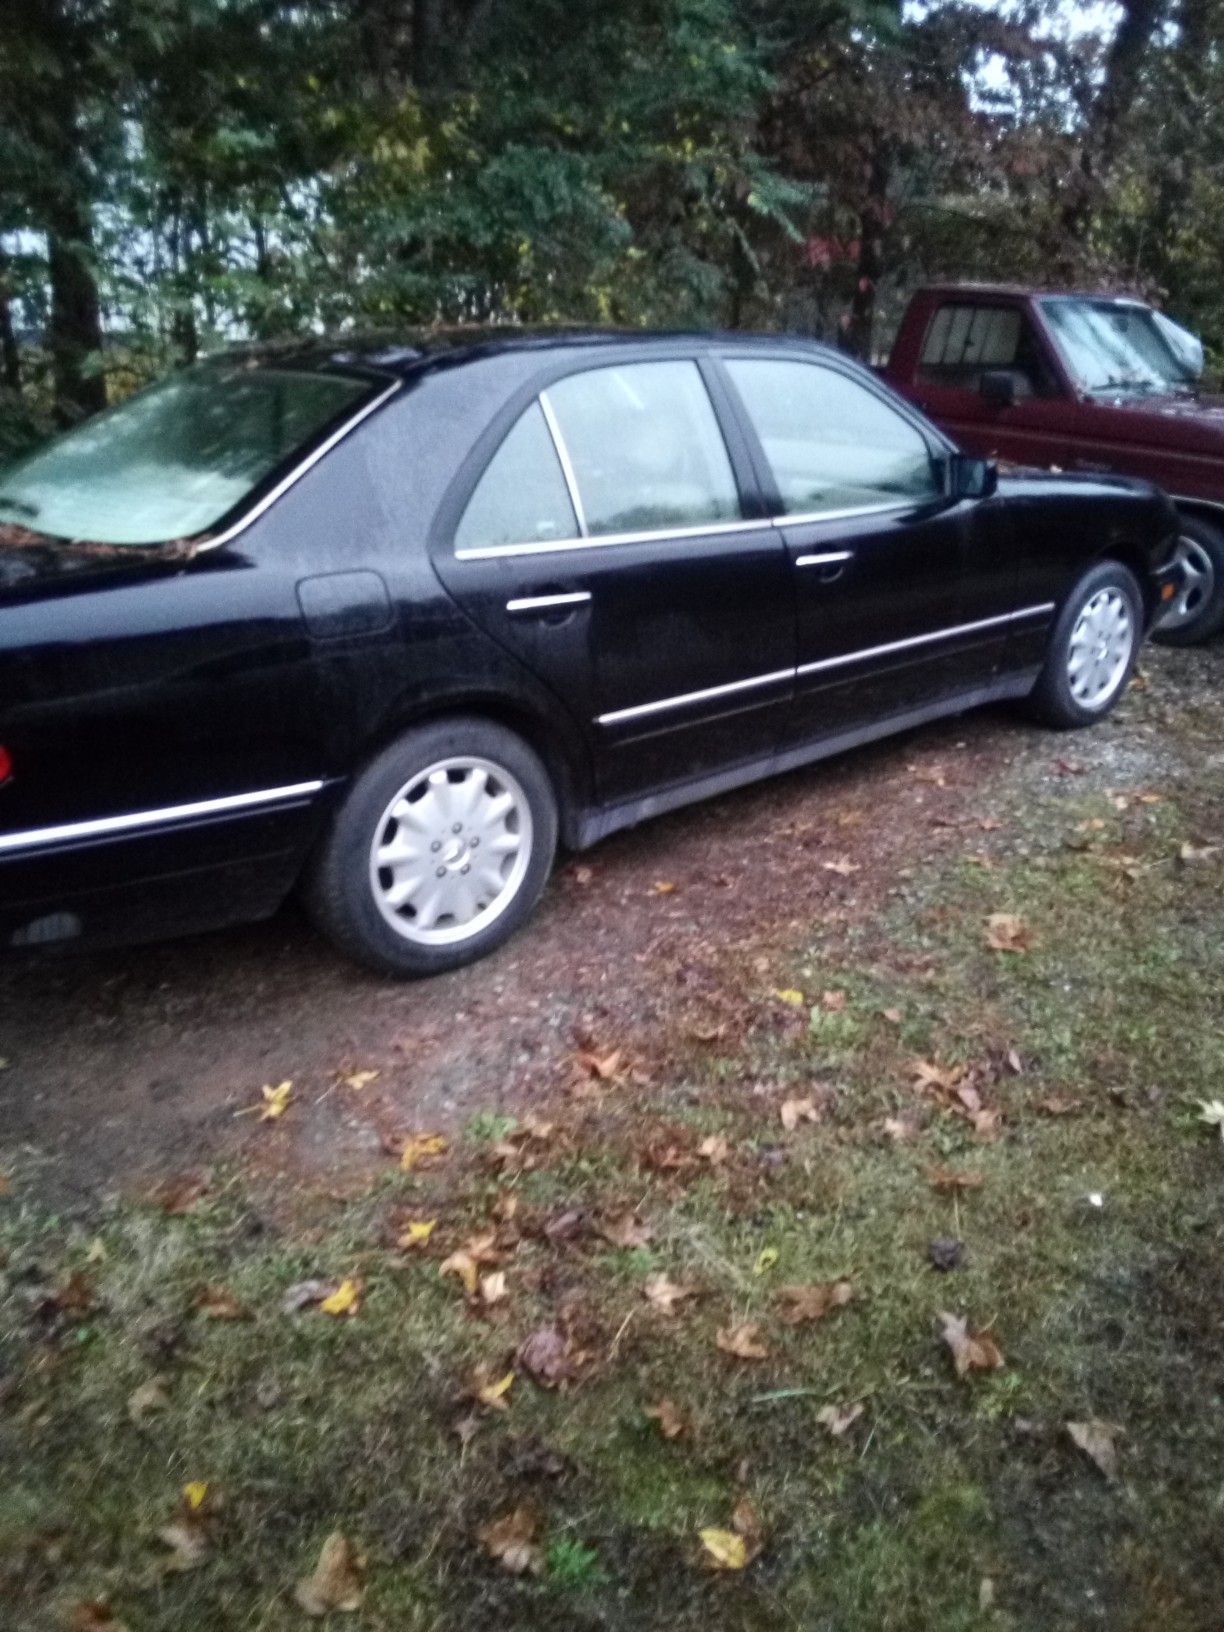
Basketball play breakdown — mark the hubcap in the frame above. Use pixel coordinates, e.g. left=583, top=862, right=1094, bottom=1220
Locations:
left=369, top=757, right=533, bottom=946
left=1162, top=535, right=1216, bottom=630
left=1067, top=587, right=1134, bottom=710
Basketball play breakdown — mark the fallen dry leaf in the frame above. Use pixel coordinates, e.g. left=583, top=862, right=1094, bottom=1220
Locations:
left=1066, top=1418, right=1121, bottom=1480
left=775, top=1280, right=853, bottom=1325
left=697, top=1134, right=730, bottom=1166
left=319, top=1279, right=360, bottom=1317
left=598, top=1212, right=653, bottom=1249
left=70, top=1604, right=130, bottom=1632
left=815, top=1401, right=864, bottom=1438
left=645, top=1398, right=688, bottom=1439
left=985, top=913, right=1029, bottom=953
left=479, top=1271, right=508, bottom=1306
left=339, top=1069, right=380, bottom=1091
left=293, top=1530, right=365, bottom=1615
left=716, top=1322, right=770, bottom=1361
left=469, top=1367, right=515, bottom=1411
left=398, top=1219, right=437, bottom=1249
left=127, top=1376, right=170, bottom=1425
left=157, top=1493, right=210, bottom=1574
left=652, top=880, right=678, bottom=895
left=573, top=1047, right=625, bottom=1083
left=912, top=1058, right=964, bottom=1092
left=400, top=1132, right=447, bottom=1171
left=780, top=1096, right=820, bottom=1132
left=882, top=1115, right=918, bottom=1142
left=774, top=988, right=805, bottom=1007
left=516, top=1324, right=575, bottom=1388
left=927, top=1167, right=984, bottom=1194
left=479, top=1505, right=543, bottom=1575
left=147, top=1171, right=211, bottom=1214
left=282, top=1279, right=330, bottom=1314
left=644, top=1273, right=698, bottom=1316
left=753, top=1246, right=779, bottom=1276
left=699, top=1528, right=747, bottom=1570
left=1179, top=840, right=1219, bottom=865
left=1039, top=1095, right=1080, bottom=1117
left=234, top=1080, right=293, bottom=1121
left=1196, top=1099, right=1224, bottom=1141
left=939, top=1311, right=1005, bottom=1378
left=440, top=1250, right=479, bottom=1297
left=822, top=858, right=860, bottom=876
left=194, top=1285, right=251, bottom=1321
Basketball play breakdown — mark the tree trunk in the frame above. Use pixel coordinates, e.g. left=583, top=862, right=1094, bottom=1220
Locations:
left=47, top=207, right=106, bottom=424
left=0, top=263, right=20, bottom=393
left=844, top=148, right=890, bottom=360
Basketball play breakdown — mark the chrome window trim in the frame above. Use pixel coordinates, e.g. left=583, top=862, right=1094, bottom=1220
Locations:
left=597, top=668, right=793, bottom=727
left=506, top=590, right=592, bottom=613
left=0, top=781, right=326, bottom=856
left=775, top=498, right=927, bottom=528
left=538, top=390, right=589, bottom=538
left=455, top=515, right=768, bottom=561
left=796, top=604, right=1055, bottom=676
left=193, top=382, right=402, bottom=552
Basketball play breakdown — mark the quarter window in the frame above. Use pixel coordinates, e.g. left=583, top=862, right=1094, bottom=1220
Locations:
left=455, top=400, right=578, bottom=552
left=545, top=361, right=741, bottom=537
left=725, top=358, right=939, bottom=516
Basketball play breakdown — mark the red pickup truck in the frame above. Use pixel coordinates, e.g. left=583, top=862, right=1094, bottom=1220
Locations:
left=882, top=285, right=1224, bottom=644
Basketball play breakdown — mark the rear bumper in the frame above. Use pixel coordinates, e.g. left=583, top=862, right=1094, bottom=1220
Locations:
left=0, top=782, right=335, bottom=951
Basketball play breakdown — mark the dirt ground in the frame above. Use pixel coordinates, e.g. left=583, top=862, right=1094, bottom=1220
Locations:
left=0, top=642, right=1218, bottom=1193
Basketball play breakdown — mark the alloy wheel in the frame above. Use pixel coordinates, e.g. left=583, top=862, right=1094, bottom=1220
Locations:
left=1067, top=587, right=1135, bottom=711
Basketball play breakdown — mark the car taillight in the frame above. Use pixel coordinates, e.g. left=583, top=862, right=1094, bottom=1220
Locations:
left=0, top=746, right=11, bottom=783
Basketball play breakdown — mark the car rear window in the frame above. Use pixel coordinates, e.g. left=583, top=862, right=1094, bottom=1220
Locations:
left=0, top=363, right=377, bottom=546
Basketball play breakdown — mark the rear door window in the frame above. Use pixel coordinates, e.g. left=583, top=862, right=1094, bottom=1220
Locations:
left=724, top=357, right=940, bottom=516
left=544, top=360, right=741, bottom=537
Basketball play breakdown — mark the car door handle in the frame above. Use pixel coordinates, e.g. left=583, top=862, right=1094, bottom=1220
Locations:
left=795, top=550, right=853, bottom=581
left=505, top=590, right=591, bottom=615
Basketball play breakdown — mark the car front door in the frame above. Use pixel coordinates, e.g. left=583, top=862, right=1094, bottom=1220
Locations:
left=435, top=354, right=796, bottom=807
left=719, top=353, right=1015, bottom=747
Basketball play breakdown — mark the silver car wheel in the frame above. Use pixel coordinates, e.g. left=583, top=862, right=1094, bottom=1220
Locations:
left=1161, top=534, right=1216, bottom=631
left=1067, top=587, right=1135, bottom=711
left=368, top=756, right=533, bottom=946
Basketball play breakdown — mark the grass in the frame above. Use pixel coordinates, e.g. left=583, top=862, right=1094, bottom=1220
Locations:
left=4, top=694, right=1224, bottom=1629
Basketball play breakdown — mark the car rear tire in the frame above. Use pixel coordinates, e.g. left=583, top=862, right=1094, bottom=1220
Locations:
left=305, top=717, right=558, bottom=977
left=1150, top=516, right=1224, bottom=646
left=1026, top=560, right=1143, bottom=730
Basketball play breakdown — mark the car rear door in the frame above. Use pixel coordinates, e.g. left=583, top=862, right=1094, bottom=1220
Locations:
left=433, top=352, right=795, bottom=807
left=718, top=352, right=1013, bottom=746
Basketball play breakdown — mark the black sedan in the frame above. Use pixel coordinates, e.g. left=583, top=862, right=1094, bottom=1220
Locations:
left=0, top=330, right=1182, bottom=975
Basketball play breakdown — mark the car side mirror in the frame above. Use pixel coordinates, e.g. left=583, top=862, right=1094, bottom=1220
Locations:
left=948, top=453, right=998, bottom=501
left=979, top=370, right=1018, bottom=409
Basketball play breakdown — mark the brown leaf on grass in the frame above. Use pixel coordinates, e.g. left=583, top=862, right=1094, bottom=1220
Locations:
left=969, top=1107, right=1003, bottom=1141
left=127, top=1376, right=170, bottom=1425
left=516, top=1325, right=575, bottom=1388
left=440, top=1251, right=479, bottom=1297
left=985, top=913, right=1029, bottom=953
left=730, top=1497, right=765, bottom=1561
left=912, top=1059, right=964, bottom=1093
left=1179, top=840, right=1219, bottom=865
left=927, top=1167, right=984, bottom=1194
left=697, top=1134, right=730, bottom=1166
left=882, top=1115, right=918, bottom=1143
left=645, top=1398, right=689, bottom=1440
left=193, top=1285, right=251, bottom=1321
left=157, top=1494, right=210, bottom=1573
left=939, top=1312, right=1005, bottom=1378
left=71, top=1604, right=130, bottom=1632
left=574, top=1048, right=624, bottom=1082
left=463, top=1365, right=515, bottom=1411
left=48, top=1271, right=95, bottom=1315
left=644, top=1274, right=698, bottom=1316
left=821, top=989, right=847, bottom=1011
left=699, top=1499, right=765, bottom=1570
left=397, top=1219, right=437, bottom=1249
left=716, top=1323, right=770, bottom=1361
left=1039, top=1095, right=1081, bottom=1116
left=641, top=1138, right=696, bottom=1173
left=293, top=1531, right=365, bottom=1615
left=147, top=1171, right=211, bottom=1214
left=542, top=1207, right=586, bottom=1245
left=652, top=880, right=679, bottom=894
left=597, top=1212, right=653, bottom=1249
left=479, top=1505, right=544, bottom=1575
left=1066, top=1419, right=1121, bottom=1479
left=337, top=1068, right=380, bottom=1091
left=822, top=858, right=860, bottom=876
left=775, top=1280, right=853, bottom=1325
left=815, top=1401, right=864, bottom=1438
left=780, top=1096, right=819, bottom=1132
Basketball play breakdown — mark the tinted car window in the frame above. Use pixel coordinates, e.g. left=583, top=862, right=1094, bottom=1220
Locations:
left=725, top=358, right=938, bottom=515
left=918, top=303, right=1056, bottom=399
left=455, top=400, right=579, bottom=551
left=545, top=361, right=740, bottom=537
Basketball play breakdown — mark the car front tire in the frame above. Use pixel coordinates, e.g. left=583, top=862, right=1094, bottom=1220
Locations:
left=1151, top=516, right=1224, bottom=647
left=306, top=717, right=558, bottom=977
left=1027, top=560, right=1143, bottom=729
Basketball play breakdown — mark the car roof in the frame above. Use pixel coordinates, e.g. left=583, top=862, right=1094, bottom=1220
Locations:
left=206, top=325, right=837, bottom=380
left=915, top=282, right=1151, bottom=305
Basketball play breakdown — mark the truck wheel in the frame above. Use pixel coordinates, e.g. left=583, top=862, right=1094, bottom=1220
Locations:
left=1151, top=517, right=1224, bottom=646
left=305, top=717, right=558, bottom=977
left=1026, top=561, right=1143, bottom=730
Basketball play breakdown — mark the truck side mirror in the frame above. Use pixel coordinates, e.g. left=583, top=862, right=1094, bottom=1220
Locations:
left=948, top=453, right=998, bottom=501
left=979, top=370, right=1018, bottom=409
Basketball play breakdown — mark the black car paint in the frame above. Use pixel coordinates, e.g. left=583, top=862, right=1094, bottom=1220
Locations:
left=0, top=331, right=1179, bottom=953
